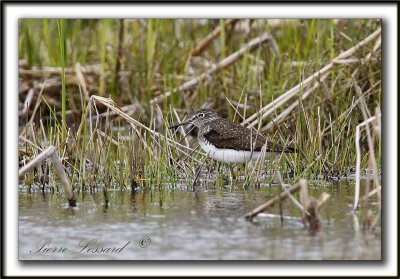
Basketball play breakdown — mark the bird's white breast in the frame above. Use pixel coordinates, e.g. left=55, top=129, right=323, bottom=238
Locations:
left=199, top=140, right=273, bottom=163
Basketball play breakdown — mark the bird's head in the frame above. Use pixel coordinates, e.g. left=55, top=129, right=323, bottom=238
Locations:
left=169, top=108, right=220, bottom=129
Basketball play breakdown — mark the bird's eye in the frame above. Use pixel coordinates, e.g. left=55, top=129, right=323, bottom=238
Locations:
left=198, top=113, right=205, bottom=118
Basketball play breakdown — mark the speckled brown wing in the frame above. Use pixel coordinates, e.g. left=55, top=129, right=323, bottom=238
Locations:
left=202, top=119, right=264, bottom=151
left=203, top=119, right=295, bottom=153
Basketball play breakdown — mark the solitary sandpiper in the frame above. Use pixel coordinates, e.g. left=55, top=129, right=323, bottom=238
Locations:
left=169, top=108, right=295, bottom=163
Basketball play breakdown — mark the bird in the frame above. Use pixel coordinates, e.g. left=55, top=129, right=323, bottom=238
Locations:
left=169, top=108, right=295, bottom=163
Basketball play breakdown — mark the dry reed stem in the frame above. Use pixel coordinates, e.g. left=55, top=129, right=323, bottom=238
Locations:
left=21, top=88, right=35, bottom=116
left=242, top=27, right=381, bottom=128
left=172, top=108, right=190, bottom=148
left=322, top=80, right=380, bottom=135
left=18, top=145, right=76, bottom=206
left=79, top=96, right=204, bottom=169
left=19, top=82, right=46, bottom=139
left=190, top=19, right=240, bottom=57
left=277, top=171, right=309, bottom=215
left=374, top=106, right=381, bottom=139
left=352, top=77, right=381, bottom=212
left=19, top=146, right=56, bottom=177
left=317, top=192, right=331, bottom=211
left=255, top=213, right=303, bottom=221
left=19, top=135, right=43, bottom=152
left=244, top=179, right=306, bottom=221
left=96, top=129, right=120, bottom=146
left=19, top=68, right=77, bottom=76
left=332, top=57, right=379, bottom=65
left=75, top=63, right=90, bottom=101
left=300, top=182, right=330, bottom=233
left=50, top=151, right=75, bottom=203
left=353, top=114, right=381, bottom=211
left=117, top=100, right=200, bottom=156
left=151, top=32, right=274, bottom=104
left=353, top=79, right=380, bottom=180
left=263, top=71, right=330, bottom=131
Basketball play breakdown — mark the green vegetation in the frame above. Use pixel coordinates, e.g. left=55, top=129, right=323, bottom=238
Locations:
left=18, top=19, right=381, bottom=192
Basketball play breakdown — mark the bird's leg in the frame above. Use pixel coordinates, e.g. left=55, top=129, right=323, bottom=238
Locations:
left=205, top=157, right=214, bottom=187
left=192, top=155, right=208, bottom=191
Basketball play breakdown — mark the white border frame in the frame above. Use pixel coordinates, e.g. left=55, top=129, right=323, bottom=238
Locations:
left=4, top=3, right=398, bottom=277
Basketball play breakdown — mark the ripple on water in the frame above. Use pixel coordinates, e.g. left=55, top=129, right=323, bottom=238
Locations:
left=18, top=180, right=381, bottom=260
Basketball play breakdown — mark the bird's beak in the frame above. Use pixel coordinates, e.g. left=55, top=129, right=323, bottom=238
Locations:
left=169, top=119, right=192, bottom=129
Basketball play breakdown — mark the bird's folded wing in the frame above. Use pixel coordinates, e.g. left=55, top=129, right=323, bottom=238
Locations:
left=204, top=120, right=294, bottom=153
left=204, top=124, right=266, bottom=151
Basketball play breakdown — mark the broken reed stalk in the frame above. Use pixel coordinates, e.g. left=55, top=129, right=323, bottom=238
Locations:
left=353, top=114, right=381, bottom=211
left=150, top=32, right=274, bottom=104
left=75, top=63, right=90, bottom=101
left=244, top=179, right=306, bottom=221
left=352, top=72, right=381, bottom=213
left=18, top=145, right=76, bottom=206
left=19, top=146, right=56, bottom=177
left=263, top=71, right=330, bottom=131
left=277, top=171, right=309, bottom=215
left=300, top=180, right=331, bottom=234
left=190, top=19, right=240, bottom=57
left=21, top=88, right=35, bottom=116
left=50, top=151, right=75, bottom=205
left=242, top=27, right=381, bottom=128
left=354, top=78, right=381, bottom=181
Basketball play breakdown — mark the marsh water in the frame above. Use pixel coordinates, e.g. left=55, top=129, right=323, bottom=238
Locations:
left=19, top=179, right=381, bottom=260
